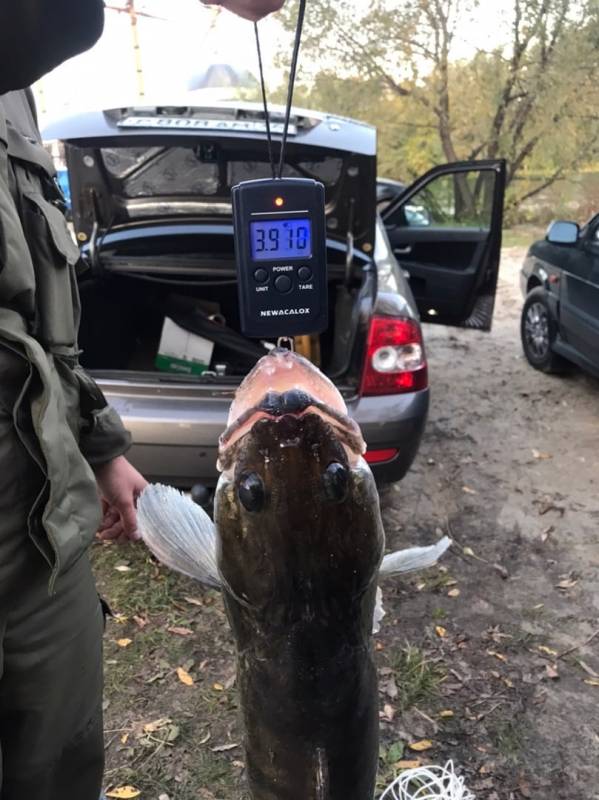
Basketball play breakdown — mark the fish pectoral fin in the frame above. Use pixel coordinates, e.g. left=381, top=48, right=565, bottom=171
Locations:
left=378, top=536, right=452, bottom=578
left=372, top=586, right=385, bottom=635
left=137, top=484, right=220, bottom=588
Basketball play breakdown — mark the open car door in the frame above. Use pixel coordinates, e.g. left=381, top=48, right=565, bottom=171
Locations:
left=381, top=160, right=506, bottom=330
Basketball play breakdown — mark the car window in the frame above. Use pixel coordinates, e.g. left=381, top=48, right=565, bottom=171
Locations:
left=388, top=170, right=495, bottom=229
left=101, top=146, right=344, bottom=199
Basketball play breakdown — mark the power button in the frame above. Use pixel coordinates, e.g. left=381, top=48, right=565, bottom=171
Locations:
left=274, top=275, right=292, bottom=293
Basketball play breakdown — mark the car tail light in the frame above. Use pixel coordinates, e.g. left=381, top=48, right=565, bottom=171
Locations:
left=361, top=316, right=428, bottom=396
left=364, top=448, right=399, bottom=464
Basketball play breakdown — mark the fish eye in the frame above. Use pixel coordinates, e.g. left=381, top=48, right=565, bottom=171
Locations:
left=322, top=462, right=348, bottom=503
left=238, top=472, right=265, bottom=512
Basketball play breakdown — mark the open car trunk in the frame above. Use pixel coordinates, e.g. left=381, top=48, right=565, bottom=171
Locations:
left=77, top=226, right=373, bottom=390
left=45, top=103, right=379, bottom=390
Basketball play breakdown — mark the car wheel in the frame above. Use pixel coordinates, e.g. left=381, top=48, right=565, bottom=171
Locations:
left=520, top=288, right=568, bottom=373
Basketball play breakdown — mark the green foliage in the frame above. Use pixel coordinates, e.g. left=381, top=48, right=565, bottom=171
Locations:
left=278, top=0, right=599, bottom=219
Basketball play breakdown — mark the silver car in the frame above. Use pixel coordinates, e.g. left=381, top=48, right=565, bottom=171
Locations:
left=44, top=102, right=505, bottom=489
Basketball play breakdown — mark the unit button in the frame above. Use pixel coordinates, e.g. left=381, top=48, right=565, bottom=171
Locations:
left=274, top=275, right=292, bottom=293
left=298, top=266, right=312, bottom=281
left=254, top=268, right=268, bottom=283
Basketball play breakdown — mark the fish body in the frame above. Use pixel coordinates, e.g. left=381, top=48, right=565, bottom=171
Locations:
left=216, top=409, right=384, bottom=800
left=137, top=349, right=451, bottom=800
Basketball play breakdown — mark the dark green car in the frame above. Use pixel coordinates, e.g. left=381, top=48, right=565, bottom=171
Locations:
left=520, top=218, right=599, bottom=378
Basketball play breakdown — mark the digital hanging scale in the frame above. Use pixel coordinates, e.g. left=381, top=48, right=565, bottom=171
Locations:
left=232, top=0, right=328, bottom=338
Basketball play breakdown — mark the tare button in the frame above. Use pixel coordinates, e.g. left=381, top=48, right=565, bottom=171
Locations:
left=298, top=266, right=312, bottom=281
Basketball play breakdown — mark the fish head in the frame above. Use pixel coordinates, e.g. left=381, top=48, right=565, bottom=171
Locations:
left=215, top=349, right=384, bottom=621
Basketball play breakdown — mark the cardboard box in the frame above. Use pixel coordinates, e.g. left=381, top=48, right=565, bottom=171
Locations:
left=155, top=317, right=214, bottom=376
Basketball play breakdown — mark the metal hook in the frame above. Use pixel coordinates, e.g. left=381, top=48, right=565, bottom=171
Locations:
left=276, top=336, right=295, bottom=352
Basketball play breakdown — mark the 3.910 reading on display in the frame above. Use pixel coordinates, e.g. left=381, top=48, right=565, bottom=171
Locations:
left=250, top=218, right=312, bottom=261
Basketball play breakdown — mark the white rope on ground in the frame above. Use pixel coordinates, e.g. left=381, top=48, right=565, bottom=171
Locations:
left=379, top=761, right=475, bottom=800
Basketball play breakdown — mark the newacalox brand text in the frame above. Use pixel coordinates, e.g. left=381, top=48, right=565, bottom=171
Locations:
left=260, top=308, right=310, bottom=316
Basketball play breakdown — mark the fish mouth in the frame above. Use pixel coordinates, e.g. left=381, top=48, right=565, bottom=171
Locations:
left=217, top=349, right=366, bottom=471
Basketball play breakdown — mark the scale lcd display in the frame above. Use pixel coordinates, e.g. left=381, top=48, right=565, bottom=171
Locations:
left=250, top=218, right=312, bottom=261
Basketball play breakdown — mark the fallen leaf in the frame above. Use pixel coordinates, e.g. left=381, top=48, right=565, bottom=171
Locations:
left=223, top=673, right=237, bottom=690
left=540, top=525, right=554, bottom=543
left=462, top=486, right=477, bottom=495
left=579, top=660, right=599, bottom=678
left=116, top=639, right=132, bottom=648
left=184, top=596, right=204, bottom=606
left=463, top=546, right=475, bottom=557
left=120, top=733, right=129, bottom=745
left=386, top=742, right=404, bottom=762
left=545, top=663, right=559, bottom=680
left=132, top=615, right=148, bottom=629
left=435, top=626, right=447, bottom=638
left=381, top=703, right=396, bottom=721
left=518, top=777, right=533, bottom=798
left=492, top=563, right=509, bottom=579
left=199, top=731, right=211, bottom=745
left=447, top=588, right=461, bottom=598
left=537, top=645, right=558, bottom=656
left=532, top=449, right=552, bottom=460
left=439, top=709, right=454, bottom=718
left=232, top=760, right=245, bottom=768
left=143, top=718, right=171, bottom=733
left=397, top=760, right=422, bottom=769
left=106, top=788, right=141, bottom=799
left=213, top=682, right=224, bottom=691
left=166, top=724, right=180, bottom=742
left=176, top=667, right=194, bottom=686
left=487, top=650, right=508, bottom=663
left=114, top=565, right=131, bottom=573
left=556, top=579, right=578, bottom=590
left=584, top=678, right=599, bottom=687
left=408, top=739, right=433, bottom=751
left=211, top=742, right=240, bottom=752
left=385, top=677, right=399, bottom=699
left=167, top=627, right=194, bottom=637
left=113, top=614, right=128, bottom=624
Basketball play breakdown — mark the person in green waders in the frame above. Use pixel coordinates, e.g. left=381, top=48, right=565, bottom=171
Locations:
left=0, top=1, right=283, bottom=797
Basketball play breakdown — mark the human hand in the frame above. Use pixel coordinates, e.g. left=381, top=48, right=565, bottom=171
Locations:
left=200, top=0, right=285, bottom=21
left=95, top=456, right=148, bottom=543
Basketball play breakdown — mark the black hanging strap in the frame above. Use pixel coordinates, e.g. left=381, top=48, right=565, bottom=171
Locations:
left=254, top=0, right=307, bottom=180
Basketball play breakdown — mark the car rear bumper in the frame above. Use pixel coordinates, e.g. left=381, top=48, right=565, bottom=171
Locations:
left=103, top=381, right=429, bottom=488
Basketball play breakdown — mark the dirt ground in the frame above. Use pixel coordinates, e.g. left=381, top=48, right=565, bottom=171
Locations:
left=95, top=246, right=599, bottom=800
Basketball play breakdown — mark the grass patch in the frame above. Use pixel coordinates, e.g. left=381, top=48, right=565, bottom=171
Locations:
left=390, top=644, right=444, bottom=712
left=502, top=225, right=544, bottom=248
left=417, top=568, right=458, bottom=593
left=92, top=541, right=201, bottom=617
left=491, top=719, right=526, bottom=762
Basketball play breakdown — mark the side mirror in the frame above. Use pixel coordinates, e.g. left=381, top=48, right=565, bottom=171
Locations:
left=546, top=220, right=579, bottom=245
